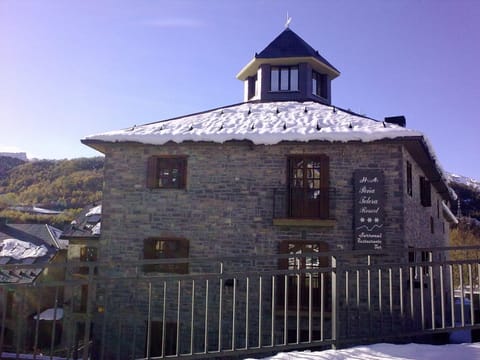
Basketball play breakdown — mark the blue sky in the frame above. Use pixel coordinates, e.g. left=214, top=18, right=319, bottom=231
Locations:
left=1, top=0, right=479, bottom=179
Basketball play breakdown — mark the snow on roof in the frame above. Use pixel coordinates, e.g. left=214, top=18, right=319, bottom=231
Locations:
left=91, top=222, right=101, bottom=235
left=83, top=101, right=453, bottom=198
left=84, top=101, right=424, bottom=146
left=86, top=204, right=102, bottom=217
left=442, top=201, right=459, bottom=224
left=0, top=238, right=48, bottom=260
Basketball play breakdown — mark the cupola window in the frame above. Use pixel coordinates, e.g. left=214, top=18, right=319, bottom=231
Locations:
left=312, top=70, right=328, bottom=99
left=271, top=66, right=298, bottom=92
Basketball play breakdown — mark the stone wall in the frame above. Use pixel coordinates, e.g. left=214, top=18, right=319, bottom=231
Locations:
left=94, top=139, right=450, bottom=357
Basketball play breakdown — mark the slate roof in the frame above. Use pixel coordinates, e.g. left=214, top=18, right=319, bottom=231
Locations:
left=0, top=222, right=65, bottom=284
left=256, top=28, right=340, bottom=74
left=61, top=203, right=101, bottom=239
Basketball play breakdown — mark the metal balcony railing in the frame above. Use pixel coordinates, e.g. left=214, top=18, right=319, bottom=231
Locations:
left=1, top=246, right=480, bottom=359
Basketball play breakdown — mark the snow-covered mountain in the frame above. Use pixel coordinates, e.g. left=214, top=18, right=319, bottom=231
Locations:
left=447, top=173, right=480, bottom=220
left=448, top=173, right=480, bottom=192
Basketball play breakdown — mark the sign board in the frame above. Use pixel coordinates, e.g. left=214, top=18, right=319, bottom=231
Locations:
left=354, top=170, right=385, bottom=250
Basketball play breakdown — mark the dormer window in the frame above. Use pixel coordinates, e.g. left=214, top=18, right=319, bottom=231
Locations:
left=271, top=66, right=298, bottom=92
left=312, top=70, right=328, bottom=99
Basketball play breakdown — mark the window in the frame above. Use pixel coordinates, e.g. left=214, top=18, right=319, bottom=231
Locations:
left=143, top=238, right=189, bottom=273
left=79, top=246, right=97, bottom=275
left=248, top=74, right=258, bottom=100
left=419, top=176, right=431, bottom=207
left=278, top=241, right=330, bottom=312
left=312, top=71, right=328, bottom=98
left=147, top=156, right=187, bottom=189
left=271, top=66, right=298, bottom=92
left=80, top=246, right=97, bottom=262
left=406, top=161, right=412, bottom=197
left=408, top=248, right=430, bottom=278
left=287, top=155, right=329, bottom=219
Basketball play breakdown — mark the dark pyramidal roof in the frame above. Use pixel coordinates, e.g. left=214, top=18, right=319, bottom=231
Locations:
left=256, top=28, right=339, bottom=73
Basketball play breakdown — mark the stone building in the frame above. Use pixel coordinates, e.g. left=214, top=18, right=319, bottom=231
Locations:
left=82, top=27, right=457, bottom=357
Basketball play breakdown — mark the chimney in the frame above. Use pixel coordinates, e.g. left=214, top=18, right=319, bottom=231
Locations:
left=384, top=116, right=406, bottom=127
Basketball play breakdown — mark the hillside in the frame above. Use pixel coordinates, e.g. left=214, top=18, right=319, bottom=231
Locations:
left=0, top=155, right=26, bottom=180
left=448, top=174, right=480, bottom=220
left=0, top=157, right=103, bottom=226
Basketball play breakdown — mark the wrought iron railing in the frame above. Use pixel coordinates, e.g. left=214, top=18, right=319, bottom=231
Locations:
left=1, top=246, right=480, bottom=359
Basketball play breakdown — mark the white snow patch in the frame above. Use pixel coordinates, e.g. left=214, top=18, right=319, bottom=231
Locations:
left=84, top=102, right=424, bottom=146
left=86, top=204, right=102, bottom=217
left=245, top=342, right=480, bottom=360
left=91, top=222, right=101, bottom=235
left=442, top=201, right=459, bottom=224
left=0, top=239, right=48, bottom=259
left=448, top=173, right=480, bottom=192
left=84, top=101, right=453, bottom=197
left=33, top=308, right=63, bottom=320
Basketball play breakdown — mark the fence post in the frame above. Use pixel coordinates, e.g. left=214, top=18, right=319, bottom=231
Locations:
left=331, top=255, right=338, bottom=349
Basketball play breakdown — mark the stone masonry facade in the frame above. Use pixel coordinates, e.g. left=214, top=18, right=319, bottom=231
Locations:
left=90, top=138, right=452, bottom=358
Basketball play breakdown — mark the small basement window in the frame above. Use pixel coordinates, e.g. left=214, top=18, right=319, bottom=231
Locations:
left=147, top=156, right=187, bottom=189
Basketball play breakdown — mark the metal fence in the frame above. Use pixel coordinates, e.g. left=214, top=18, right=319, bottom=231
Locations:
left=2, top=246, right=480, bottom=359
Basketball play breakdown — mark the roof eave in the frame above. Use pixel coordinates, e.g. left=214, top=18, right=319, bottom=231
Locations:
left=395, top=136, right=455, bottom=203
left=236, top=56, right=340, bottom=81
left=81, top=139, right=109, bottom=154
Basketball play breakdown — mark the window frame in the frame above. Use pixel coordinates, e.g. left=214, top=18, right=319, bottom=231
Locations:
left=270, top=66, right=299, bottom=92
left=406, top=161, right=413, bottom=197
left=278, top=240, right=331, bottom=312
left=287, top=154, right=330, bottom=219
left=312, top=70, right=328, bottom=99
left=143, top=237, right=189, bottom=274
left=146, top=156, right=187, bottom=190
left=419, top=176, right=431, bottom=207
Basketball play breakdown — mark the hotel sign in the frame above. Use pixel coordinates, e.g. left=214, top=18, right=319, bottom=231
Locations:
left=354, top=170, right=385, bottom=250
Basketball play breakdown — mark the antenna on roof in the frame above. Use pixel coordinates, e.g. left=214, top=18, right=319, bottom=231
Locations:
left=285, top=12, right=292, bottom=28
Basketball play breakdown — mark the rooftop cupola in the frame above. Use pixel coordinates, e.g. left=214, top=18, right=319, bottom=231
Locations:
left=237, top=27, right=340, bottom=104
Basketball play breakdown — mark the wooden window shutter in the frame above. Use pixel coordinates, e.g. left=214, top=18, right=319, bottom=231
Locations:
left=420, top=176, right=431, bottom=207
left=179, top=158, right=187, bottom=188
left=146, top=156, right=158, bottom=189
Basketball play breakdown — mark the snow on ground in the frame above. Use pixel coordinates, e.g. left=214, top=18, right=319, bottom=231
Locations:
left=0, top=238, right=47, bottom=259
left=245, top=342, right=480, bottom=360
left=2, top=342, right=479, bottom=359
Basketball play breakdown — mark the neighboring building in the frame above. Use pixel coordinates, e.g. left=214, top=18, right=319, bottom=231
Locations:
left=0, top=219, right=66, bottom=353
left=81, top=27, right=457, bottom=357
left=61, top=203, right=101, bottom=312
left=59, top=203, right=101, bottom=356
left=10, top=205, right=64, bottom=216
